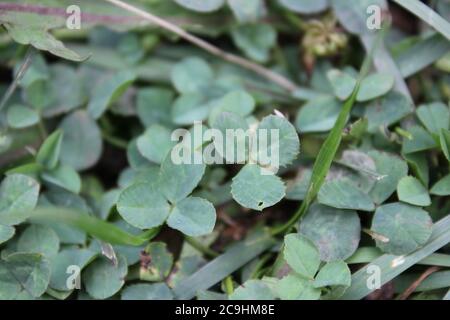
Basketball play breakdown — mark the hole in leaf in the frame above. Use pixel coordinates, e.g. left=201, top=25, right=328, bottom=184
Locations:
left=258, top=201, right=264, bottom=207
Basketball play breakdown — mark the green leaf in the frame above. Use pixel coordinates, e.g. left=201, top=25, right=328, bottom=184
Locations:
left=3, top=25, right=87, bottom=62
left=365, top=91, right=414, bottom=132
left=371, top=202, right=433, bottom=255
left=299, top=203, right=361, bottom=261
left=174, top=0, right=225, bottom=12
left=36, top=130, right=63, bottom=170
left=283, top=233, right=320, bottom=279
left=416, top=102, right=450, bottom=135
left=430, top=174, right=450, bottom=196
left=127, top=139, right=151, bottom=169
left=59, top=111, right=103, bottom=171
left=0, top=174, right=40, bottom=226
left=327, top=69, right=357, bottom=100
left=229, top=279, right=275, bottom=300
left=230, top=24, right=276, bottom=63
left=140, top=242, right=173, bottom=282
left=402, top=126, right=438, bottom=154
left=255, top=115, right=300, bottom=168
left=212, top=112, right=250, bottom=164
left=404, top=152, right=429, bottom=187
left=440, top=128, right=450, bottom=162
left=167, top=197, right=216, bottom=237
left=314, top=260, right=351, bottom=288
left=121, top=283, right=173, bottom=300
left=171, top=57, right=214, bottom=94
left=227, top=0, right=266, bottom=23
left=0, top=225, right=15, bottom=245
left=87, top=70, right=136, bottom=119
left=231, top=164, right=285, bottom=211
left=397, top=176, right=431, bottom=206
left=17, top=225, right=59, bottom=259
left=357, top=73, right=394, bottom=102
left=208, top=90, right=255, bottom=125
left=41, top=164, right=82, bottom=194
left=286, top=169, right=312, bottom=201
left=318, top=179, right=375, bottom=211
left=83, top=255, right=128, bottom=299
left=296, top=96, right=342, bottom=133
left=137, top=125, right=176, bottom=164
left=43, top=64, right=87, bottom=117
left=276, top=274, right=321, bottom=300
left=49, top=249, right=97, bottom=291
left=172, top=93, right=211, bottom=125
left=0, top=252, right=51, bottom=299
left=6, top=104, right=39, bottom=129
left=368, top=150, right=408, bottom=205
left=341, top=215, right=450, bottom=299
left=278, top=0, right=329, bottom=14
left=136, top=88, right=174, bottom=127
left=117, top=182, right=170, bottom=229
left=159, top=153, right=206, bottom=204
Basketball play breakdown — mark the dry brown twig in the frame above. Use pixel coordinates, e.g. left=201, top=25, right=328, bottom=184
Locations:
left=398, top=266, right=441, bottom=300
left=103, top=0, right=299, bottom=93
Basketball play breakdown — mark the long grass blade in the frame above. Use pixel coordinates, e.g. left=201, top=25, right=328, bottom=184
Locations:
left=347, top=247, right=450, bottom=267
left=395, top=33, right=450, bottom=78
left=341, top=215, right=450, bottom=300
left=270, top=25, right=386, bottom=236
left=30, top=207, right=160, bottom=246
left=392, top=0, right=450, bottom=40
left=173, top=231, right=276, bottom=300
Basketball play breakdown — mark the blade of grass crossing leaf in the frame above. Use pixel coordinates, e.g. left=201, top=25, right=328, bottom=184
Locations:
left=341, top=215, right=450, bottom=299
left=392, top=0, right=450, bottom=40
left=347, top=247, right=450, bottom=267
left=395, top=33, right=450, bottom=78
left=29, top=207, right=160, bottom=246
left=271, top=26, right=385, bottom=236
left=173, top=231, right=276, bottom=299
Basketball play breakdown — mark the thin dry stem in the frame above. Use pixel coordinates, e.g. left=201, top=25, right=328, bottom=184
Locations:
left=399, top=266, right=440, bottom=300
left=103, top=0, right=299, bottom=92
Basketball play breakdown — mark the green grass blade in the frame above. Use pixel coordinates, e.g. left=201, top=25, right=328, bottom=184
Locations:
left=395, top=33, right=450, bottom=78
left=173, top=231, right=276, bottom=299
left=30, top=207, right=160, bottom=246
left=341, top=214, right=450, bottom=300
left=392, top=0, right=450, bottom=40
left=270, top=26, right=385, bottom=236
left=393, top=270, right=450, bottom=294
left=347, top=247, right=450, bottom=267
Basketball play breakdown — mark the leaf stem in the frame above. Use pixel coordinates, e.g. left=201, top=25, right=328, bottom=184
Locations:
left=249, top=252, right=273, bottom=279
left=102, top=0, right=298, bottom=92
left=0, top=47, right=33, bottom=112
left=101, top=131, right=128, bottom=149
